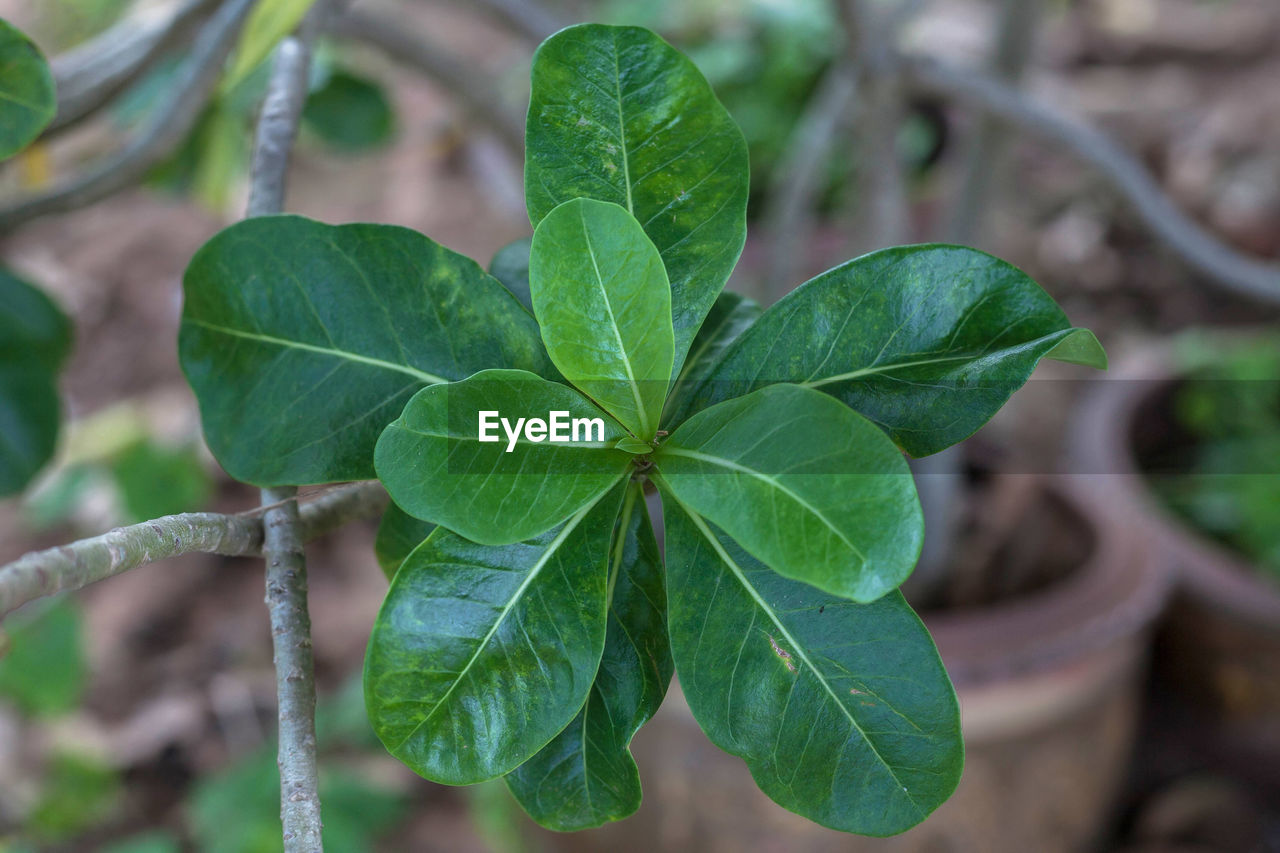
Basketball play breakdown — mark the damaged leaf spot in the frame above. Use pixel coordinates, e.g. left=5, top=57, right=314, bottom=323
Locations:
left=767, top=634, right=797, bottom=673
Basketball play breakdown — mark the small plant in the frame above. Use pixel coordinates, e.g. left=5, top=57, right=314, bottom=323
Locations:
left=1153, top=336, right=1280, bottom=582
left=176, top=22, right=1106, bottom=836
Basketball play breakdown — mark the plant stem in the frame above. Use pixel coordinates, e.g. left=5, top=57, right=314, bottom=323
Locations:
left=0, top=483, right=387, bottom=618
left=246, top=4, right=335, bottom=848
left=945, top=0, right=1041, bottom=245
left=261, top=486, right=322, bottom=852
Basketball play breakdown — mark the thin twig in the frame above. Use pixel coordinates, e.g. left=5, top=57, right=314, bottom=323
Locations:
left=247, top=4, right=335, bottom=848
left=760, top=60, right=859, bottom=299
left=48, top=0, right=219, bottom=135
left=944, top=0, right=1041, bottom=245
left=903, top=55, right=1280, bottom=304
left=0, top=0, right=257, bottom=233
left=328, top=9, right=524, bottom=156
left=0, top=482, right=387, bottom=618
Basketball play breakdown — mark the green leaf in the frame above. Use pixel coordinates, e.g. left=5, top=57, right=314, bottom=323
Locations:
left=221, top=0, right=315, bottom=94
left=613, top=436, right=652, bottom=455
left=506, top=482, right=672, bottom=830
left=679, top=245, right=1106, bottom=457
left=365, top=485, right=625, bottom=785
left=660, top=499, right=963, bottom=836
left=303, top=69, right=395, bottom=152
left=179, top=215, right=550, bottom=486
left=0, top=19, right=55, bottom=160
left=489, top=238, right=533, bottom=315
left=189, top=103, right=247, bottom=212
left=526, top=23, right=749, bottom=377
left=530, top=198, right=674, bottom=439
left=374, top=501, right=435, bottom=579
left=655, top=383, right=921, bottom=603
left=110, top=440, right=212, bottom=521
left=0, top=268, right=70, bottom=496
left=0, top=598, right=86, bottom=717
left=375, top=369, right=633, bottom=545
left=663, top=290, right=760, bottom=425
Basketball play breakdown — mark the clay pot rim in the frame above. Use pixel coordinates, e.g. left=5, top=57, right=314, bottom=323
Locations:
left=1066, top=341, right=1280, bottom=630
left=924, top=472, right=1169, bottom=687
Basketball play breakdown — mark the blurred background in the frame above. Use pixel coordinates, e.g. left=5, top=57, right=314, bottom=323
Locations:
left=0, top=0, right=1278, bottom=850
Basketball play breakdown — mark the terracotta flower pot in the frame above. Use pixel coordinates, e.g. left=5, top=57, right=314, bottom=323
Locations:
left=1068, top=345, right=1280, bottom=756
left=529, top=480, right=1167, bottom=853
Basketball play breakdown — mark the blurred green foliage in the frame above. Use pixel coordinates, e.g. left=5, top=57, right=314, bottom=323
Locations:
left=27, top=752, right=120, bottom=842
left=101, top=832, right=182, bottom=853
left=0, top=268, right=72, bottom=497
left=190, top=745, right=405, bottom=851
left=1157, top=335, right=1280, bottom=582
left=0, top=598, right=86, bottom=716
left=303, top=69, right=396, bottom=152
left=111, top=439, right=213, bottom=523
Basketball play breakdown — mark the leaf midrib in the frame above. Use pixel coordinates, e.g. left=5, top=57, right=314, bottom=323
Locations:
left=184, top=319, right=448, bottom=385
left=800, top=330, right=1073, bottom=388
left=578, top=206, right=650, bottom=438
left=659, top=488, right=924, bottom=818
left=393, top=483, right=621, bottom=753
left=657, top=446, right=866, bottom=566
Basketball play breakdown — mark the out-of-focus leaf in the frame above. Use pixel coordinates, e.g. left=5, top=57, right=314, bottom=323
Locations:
left=489, top=238, right=533, bottom=315
left=0, top=19, right=56, bottom=160
left=221, top=0, right=314, bottom=93
left=109, top=440, right=212, bottom=522
left=0, top=598, right=86, bottom=717
left=0, top=268, right=71, bottom=496
left=190, top=747, right=406, bottom=853
left=27, top=753, right=119, bottom=841
left=100, top=832, right=181, bottom=853
left=303, top=68, right=395, bottom=152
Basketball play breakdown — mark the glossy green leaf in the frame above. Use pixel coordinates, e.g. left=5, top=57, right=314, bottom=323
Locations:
left=374, top=501, right=436, bottom=579
left=655, top=383, right=922, bottom=603
left=0, top=19, right=55, bottom=160
left=663, top=290, right=760, bottom=425
left=679, top=245, right=1106, bottom=457
left=489, top=238, right=533, bottom=315
left=180, top=215, right=550, bottom=486
left=374, top=369, right=632, bottom=545
left=365, top=486, right=624, bottom=785
left=0, top=268, right=71, bottom=496
left=506, top=483, right=672, bottom=830
left=303, top=69, right=395, bottom=152
left=613, top=436, right=652, bottom=455
left=526, top=23, right=749, bottom=376
left=530, top=198, right=674, bottom=439
left=661, top=499, right=963, bottom=836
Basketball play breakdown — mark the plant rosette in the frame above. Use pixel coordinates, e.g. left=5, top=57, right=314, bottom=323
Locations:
left=179, top=23, right=1105, bottom=836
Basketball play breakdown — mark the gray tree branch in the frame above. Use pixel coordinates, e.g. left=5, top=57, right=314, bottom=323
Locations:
left=244, top=3, right=335, bottom=847
left=0, top=482, right=387, bottom=618
left=0, top=0, right=256, bottom=234
left=328, top=9, right=524, bottom=156
left=904, top=55, right=1280, bottom=303
left=48, top=0, right=220, bottom=135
